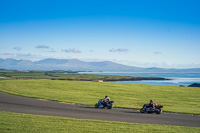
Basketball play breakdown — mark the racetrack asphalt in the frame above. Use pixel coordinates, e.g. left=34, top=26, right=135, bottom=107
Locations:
left=0, top=92, right=200, bottom=127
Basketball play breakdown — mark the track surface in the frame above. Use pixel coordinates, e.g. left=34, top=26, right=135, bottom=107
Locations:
left=0, top=92, right=200, bottom=127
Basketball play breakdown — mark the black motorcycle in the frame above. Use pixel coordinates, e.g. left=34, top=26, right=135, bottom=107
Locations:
left=95, top=99, right=114, bottom=109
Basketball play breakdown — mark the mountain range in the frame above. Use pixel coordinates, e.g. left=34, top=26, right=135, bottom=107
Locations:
left=0, top=58, right=200, bottom=72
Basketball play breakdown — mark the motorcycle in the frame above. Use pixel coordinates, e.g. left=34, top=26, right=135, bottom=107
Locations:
left=140, top=104, right=163, bottom=114
left=95, top=99, right=114, bottom=109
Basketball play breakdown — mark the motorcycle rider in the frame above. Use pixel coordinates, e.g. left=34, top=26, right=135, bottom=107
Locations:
left=149, top=100, right=157, bottom=109
left=104, top=96, right=110, bottom=104
left=98, top=96, right=110, bottom=108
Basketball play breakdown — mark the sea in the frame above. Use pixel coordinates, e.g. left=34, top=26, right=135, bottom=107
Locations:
left=78, top=72, right=200, bottom=86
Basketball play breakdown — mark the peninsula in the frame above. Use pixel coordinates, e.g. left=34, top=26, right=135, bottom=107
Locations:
left=0, top=70, right=170, bottom=81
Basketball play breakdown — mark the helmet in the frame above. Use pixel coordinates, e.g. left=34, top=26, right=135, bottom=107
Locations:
left=150, top=100, right=153, bottom=103
left=105, top=96, right=108, bottom=98
left=106, top=96, right=110, bottom=101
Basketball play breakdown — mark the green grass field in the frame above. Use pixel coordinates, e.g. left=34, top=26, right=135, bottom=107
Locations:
left=0, top=79, right=199, bottom=114
left=0, top=111, right=199, bottom=133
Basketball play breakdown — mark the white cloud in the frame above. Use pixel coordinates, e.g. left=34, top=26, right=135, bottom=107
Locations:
left=16, top=53, right=35, bottom=58
left=89, top=50, right=94, bottom=52
left=14, top=53, right=43, bottom=61
left=154, top=51, right=162, bottom=55
left=13, top=47, right=22, bottom=51
left=0, top=52, right=43, bottom=61
left=45, top=48, right=56, bottom=53
left=0, top=52, right=15, bottom=59
left=120, top=61, right=200, bottom=68
left=109, top=48, right=129, bottom=53
left=0, top=52, right=15, bottom=56
left=35, top=45, right=49, bottom=49
left=62, top=48, right=82, bottom=53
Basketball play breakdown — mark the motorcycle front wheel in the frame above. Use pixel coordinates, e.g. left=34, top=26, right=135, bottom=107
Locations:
left=107, top=104, right=113, bottom=109
left=95, top=103, right=99, bottom=108
left=155, top=109, right=162, bottom=114
left=140, top=108, right=146, bottom=113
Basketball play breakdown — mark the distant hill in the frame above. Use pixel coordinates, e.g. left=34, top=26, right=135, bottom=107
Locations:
left=0, top=58, right=200, bottom=72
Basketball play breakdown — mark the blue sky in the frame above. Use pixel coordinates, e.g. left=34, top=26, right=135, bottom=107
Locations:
left=0, top=0, right=200, bottom=68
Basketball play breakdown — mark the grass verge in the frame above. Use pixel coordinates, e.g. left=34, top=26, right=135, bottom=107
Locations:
left=0, top=111, right=199, bottom=133
left=0, top=79, right=200, bottom=114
